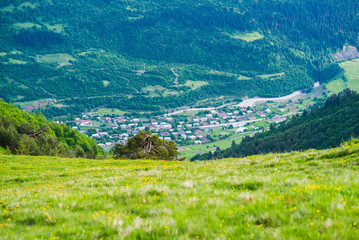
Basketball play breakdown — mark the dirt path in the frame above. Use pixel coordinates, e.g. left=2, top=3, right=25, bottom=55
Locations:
left=170, top=68, right=179, bottom=84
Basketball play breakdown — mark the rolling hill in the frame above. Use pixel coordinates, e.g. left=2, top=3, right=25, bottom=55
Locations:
left=0, top=0, right=358, bottom=117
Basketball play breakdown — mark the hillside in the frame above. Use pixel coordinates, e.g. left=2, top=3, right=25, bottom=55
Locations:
left=0, top=139, right=359, bottom=239
left=0, top=0, right=358, bottom=117
left=192, top=90, right=359, bottom=160
left=0, top=100, right=104, bottom=158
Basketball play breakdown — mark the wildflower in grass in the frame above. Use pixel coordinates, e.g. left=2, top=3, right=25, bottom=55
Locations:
left=310, top=222, right=314, bottom=226
left=165, top=226, right=167, bottom=229
left=354, top=222, right=357, bottom=226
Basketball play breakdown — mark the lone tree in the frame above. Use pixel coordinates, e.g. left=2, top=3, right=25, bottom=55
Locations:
left=112, top=131, right=181, bottom=160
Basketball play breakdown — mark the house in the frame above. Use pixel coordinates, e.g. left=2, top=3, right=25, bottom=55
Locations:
left=189, top=135, right=197, bottom=140
left=133, top=119, right=140, bottom=123
left=161, top=132, right=170, bottom=136
left=201, top=122, right=209, bottom=126
left=200, top=138, right=211, bottom=143
left=206, top=114, right=213, bottom=119
left=248, top=116, right=256, bottom=120
left=194, top=130, right=203, bottom=134
left=235, top=127, right=247, bottom=133
left=240, top=108, right=247, bottom=111
left=267, top=116, right=287, bottom=124
left=265, top=109, right=272, bottom=113
left=181, top=134, right=187, bottom=139
left=196, top=134, right=203, bottom=138
left=257, top=112, right=266, bottom=118
left=164, top=137, right=172, bottom=141
left=117, top=117, right=125, bottom=122
left=200, top=117, right=207, bottom=122
left=193, top=119, right=199, bottom=122
left=194, top=141, right=202, bottom=145
left=228, top=119, right=236, bottom=123
left=105, top=117, right=112, bottom=123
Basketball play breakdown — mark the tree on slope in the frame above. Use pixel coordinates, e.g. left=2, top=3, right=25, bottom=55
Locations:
left=112, top=131, right=181, bottom=160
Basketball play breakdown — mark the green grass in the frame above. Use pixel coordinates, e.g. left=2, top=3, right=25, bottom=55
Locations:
left=13, top=22, right=42, bottom=29
left=227, top=31, right=264, bottom=42
left=91, top=108, right=126, bottom=116
left=340, top=59, right=359, bottom=92
left=0, top=5, right=15, bottom=12
left=326, top=78, right=347, bottom=94
left=326, top=59, right=359, bottom=94
left=180, top=80, right=208, bottom=90
left=4, top=58, right=27, bottom=65
left=14, top=99, right=46, bottom=108
left=103, top=80, right=110, bottom=87
left=36, top=54, right=75, bottom=64
left=257, top=72, right=285, bottom=79
left=43, top=23, right=65, bottom=33
left=0, top=146, right=6, bottom=154
left=208, top=70, right=251, bottom=80
left=1, top=139, right=359, bottom=239
left=18, top=2, right=37, bottom=9
left=179, top=135, right=243, bottom=159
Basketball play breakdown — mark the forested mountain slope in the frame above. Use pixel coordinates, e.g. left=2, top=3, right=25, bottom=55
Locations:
left=192, top=90, right=359, bottom=160
left=0, top=100, right=104, bottom=158
left=0, top=0, right=358, bottom=116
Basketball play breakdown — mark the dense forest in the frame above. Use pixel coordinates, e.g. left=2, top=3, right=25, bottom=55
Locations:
left=0, top=0, right=358, bottom=117
left=0, top=100, right=104, bottom=158
left=191, top=90, right=359, bottom=160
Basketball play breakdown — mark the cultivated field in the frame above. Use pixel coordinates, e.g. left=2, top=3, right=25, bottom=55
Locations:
left=1, top=140, right=359, bottom=239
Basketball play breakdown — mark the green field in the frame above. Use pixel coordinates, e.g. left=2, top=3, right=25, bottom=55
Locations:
left=36, top=54, right=75, bottom=65
left=258, top=72, right=285, bottom=79
left=326, top=78, right=348, bottom=94
left=227, top=31, right=264, bottom=42
left=4, top=58, right=27, bottom=65
left=326, top=59, right=359, bottom=94
left=180, top=81, right=208, bottom=90
left=340, top=60, right=359, bottom=92
left=13, top=22, right=42, bottom=29
left=1, top=139, right=359, bottom=239
left=179, top=134, right=244, bottom=159
left=91, top=108, right=126, bottom=116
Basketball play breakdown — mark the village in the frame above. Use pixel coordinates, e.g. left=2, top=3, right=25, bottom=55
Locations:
left=65, top=97, right=312, bottom=153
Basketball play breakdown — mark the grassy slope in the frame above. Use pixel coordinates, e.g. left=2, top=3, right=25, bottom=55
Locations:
left=1, top=140, right=359, bottom=239
left=326, top=59, right=359, bottom=94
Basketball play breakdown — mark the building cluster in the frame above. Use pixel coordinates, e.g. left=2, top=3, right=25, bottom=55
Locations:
left=68, top=103, right=295, bottom=151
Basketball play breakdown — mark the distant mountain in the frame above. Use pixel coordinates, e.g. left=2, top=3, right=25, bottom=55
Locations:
left=0, top=0, right=358, bottom=117
left=192, top=89, right=359, bottom=160
left=0, top=100, right=104, bottom=158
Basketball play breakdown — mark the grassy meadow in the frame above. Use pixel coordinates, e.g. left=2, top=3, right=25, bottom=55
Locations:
left=326, top=58, right=359, bottom=94
left=1, top=140, right=359, bottom=239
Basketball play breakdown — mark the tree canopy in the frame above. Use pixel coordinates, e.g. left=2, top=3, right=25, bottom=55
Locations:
left=113, top=131, right=180, bottom=160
